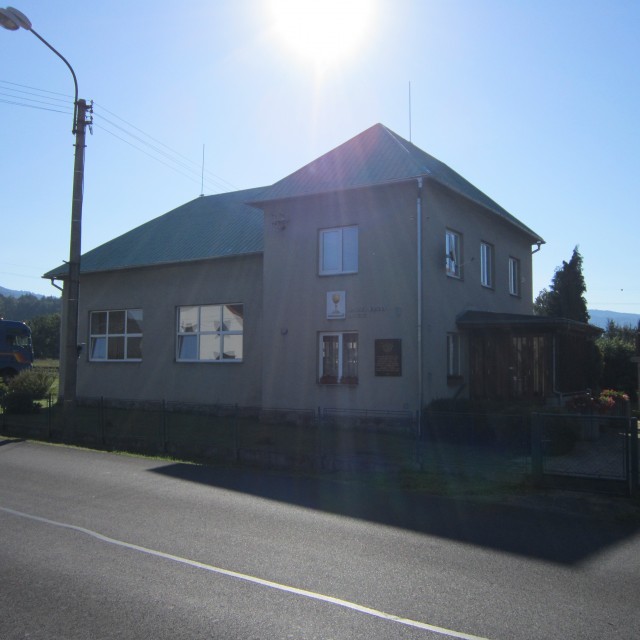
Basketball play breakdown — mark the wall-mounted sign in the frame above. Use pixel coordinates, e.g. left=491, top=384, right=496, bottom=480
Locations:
left=327, top=291, right=346, bottom=319
left=375, top=339, right=402, bottom=377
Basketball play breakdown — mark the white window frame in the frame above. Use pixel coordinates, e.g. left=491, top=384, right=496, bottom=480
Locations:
left=447, top=332, right=461, bottom=377
left=176, top=304, right=243, bottom=362
left=508, top=257, right=520, bottom=296
left=446, top=230, right=462, bottom=278
left=318, top=331, right=359, bottom=384
left=89, top=309, right=143, bottom=362
left=480, top=242, right=494, bottom=288
left=319, top=225, right=358, bottom=275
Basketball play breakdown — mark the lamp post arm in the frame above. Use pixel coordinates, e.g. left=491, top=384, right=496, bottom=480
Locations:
left=29, top=27, right=79, bottom=133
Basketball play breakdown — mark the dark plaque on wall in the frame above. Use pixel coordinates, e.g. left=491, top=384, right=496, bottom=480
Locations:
left=375, top=339, right=402, bottom=377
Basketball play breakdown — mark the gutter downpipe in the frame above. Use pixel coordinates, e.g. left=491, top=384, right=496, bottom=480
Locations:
left=417, top=177, right=424, bottom=436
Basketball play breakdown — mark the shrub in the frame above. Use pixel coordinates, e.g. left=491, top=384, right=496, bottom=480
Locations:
left=1, top=369, right=54, bottom=414
left=423, top=398, right=494, bottom=445
left=565, top=393, right=598, bottom=414
left=7, top=368, right=54, bottom=397
left=544, top=415, right=580, bottom=456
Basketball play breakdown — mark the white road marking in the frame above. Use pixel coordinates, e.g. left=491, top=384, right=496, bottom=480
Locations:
left=1, top=505, right=493, bottom=640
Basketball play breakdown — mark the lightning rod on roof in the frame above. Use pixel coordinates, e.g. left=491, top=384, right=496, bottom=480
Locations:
left=200, top=144, right=205, bottom=197
left=408, top=81, right=413, bottom=142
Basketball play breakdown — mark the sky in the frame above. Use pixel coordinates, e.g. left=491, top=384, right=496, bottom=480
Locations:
left=1, top=0, right=639, bottom=314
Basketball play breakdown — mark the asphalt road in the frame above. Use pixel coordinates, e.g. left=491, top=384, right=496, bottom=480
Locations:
left=0, top=438, right=639, bottom=639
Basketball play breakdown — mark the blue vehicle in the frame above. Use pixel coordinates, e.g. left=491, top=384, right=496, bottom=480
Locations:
left=0, top=319, right=34, bottom=380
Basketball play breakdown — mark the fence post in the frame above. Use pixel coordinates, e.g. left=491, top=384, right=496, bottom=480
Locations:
left=162, top=399, right=168, bottom=454
left=100, top=396, right=105, bottom=446
left=47, top=394, right=52, bottom=440
left=234, top=404, right=239, bottom=463
left=627, top=404, right=639, bottom=497
left=415, top=410, right=422, bottom=469
left=317, top=407, right=325, bottom=467
left=531, top=413, right=544, bottom=486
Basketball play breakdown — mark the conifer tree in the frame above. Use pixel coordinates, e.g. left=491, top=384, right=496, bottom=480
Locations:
left=534, top=246, right=589, bottom=322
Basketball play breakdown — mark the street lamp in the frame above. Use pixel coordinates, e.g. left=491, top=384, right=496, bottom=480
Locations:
left=1, top=6, right=91, bottom=423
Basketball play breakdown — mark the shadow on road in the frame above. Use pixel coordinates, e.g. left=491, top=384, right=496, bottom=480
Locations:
left=149, top=462, right=639, bottom=565
left=0, top=438, right=25, bottom=447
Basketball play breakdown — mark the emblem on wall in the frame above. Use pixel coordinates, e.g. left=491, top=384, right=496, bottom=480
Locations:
left=326, top=291, right=346, bottom=319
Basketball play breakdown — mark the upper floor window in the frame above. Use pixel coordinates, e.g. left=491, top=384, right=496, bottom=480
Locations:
left=177, top=304, right=243, bottom=362
left=508, top=257, right=520, bottom=296
left=480, top=242, right=494, bottom=288
left=90, top=309, right=143, bottom=361
left=446, top=230, right=462, bottom=278
left=319, top=332, right=358, bottom=384
left=319, top=225, right=358, bottom=275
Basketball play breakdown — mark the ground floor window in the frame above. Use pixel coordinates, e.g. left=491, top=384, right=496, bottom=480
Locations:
left=90, top=309, right=143, bottom=361
left=319, top=332, right=358, bottom=384
left=177, top=304, right=243, bottom=362
left=468, top=332, right=549, bottom=400
left=447, top=332, right=461, bottom=377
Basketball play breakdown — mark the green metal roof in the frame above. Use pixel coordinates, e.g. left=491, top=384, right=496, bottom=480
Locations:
left=44, top=123, right=544, bottom=280
left=44, top=187, right=266, bottom=279
left=250, top=123, right=544, bottom=243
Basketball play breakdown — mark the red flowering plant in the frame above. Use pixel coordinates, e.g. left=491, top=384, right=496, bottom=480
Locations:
left=598, top=389, right=629, bottom=414
left=565, top=390, right=630, bottom=415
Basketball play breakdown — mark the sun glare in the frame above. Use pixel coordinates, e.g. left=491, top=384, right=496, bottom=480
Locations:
left=268, top=0, right=373, bottom=70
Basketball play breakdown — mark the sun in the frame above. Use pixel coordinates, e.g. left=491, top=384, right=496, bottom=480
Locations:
left=268, top=0, right=373, bottom=70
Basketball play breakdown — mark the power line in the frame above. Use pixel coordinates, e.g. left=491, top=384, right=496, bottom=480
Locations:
left=0, top=83, right=71, bottom=105
left=92, top=111, right=232, bottom=193
left=0, top=78, right=72, bottom=99
left=1, top=78, right=238, bottom=194
left=0, top=97, right=71, bottom=115
left=0, top=90, right=73, bottom=112
left=93, top=122, right=221, bottom=191
left=93, top=101, right=237, bottom=191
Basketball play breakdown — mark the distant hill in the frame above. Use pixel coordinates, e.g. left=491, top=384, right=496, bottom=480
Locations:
left=0, top=285, right=44, bottom=299
left=588, top=309, right=640, bottom=329
left=0, top=287, right=61, bottom=322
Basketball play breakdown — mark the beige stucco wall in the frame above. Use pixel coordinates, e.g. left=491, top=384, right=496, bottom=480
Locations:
left=75, top=254, right=263, bottom=406
left=420, top=180, right=535, bottom=401
left=260, top=179, right=537, bottom=413
left=261, top=184, right=419, bottom=413
left=71, top=179, right=538, bottom=414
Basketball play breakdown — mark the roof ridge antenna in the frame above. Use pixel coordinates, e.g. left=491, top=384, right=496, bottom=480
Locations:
left=409, top=81, right=412, bottom=142
left=199, top=144, right=205, bottom=197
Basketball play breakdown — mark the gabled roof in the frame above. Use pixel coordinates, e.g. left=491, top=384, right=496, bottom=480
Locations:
left=251, top=123, right=543, bottom=243
left=44, top=187, right=265, bottom=279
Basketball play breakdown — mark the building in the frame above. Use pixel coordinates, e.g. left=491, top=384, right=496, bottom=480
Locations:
left=45, top=124, right=598, bottom=416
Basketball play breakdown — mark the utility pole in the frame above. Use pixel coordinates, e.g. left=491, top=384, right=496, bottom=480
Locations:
left=62, top=98, right=91, bottom=426
left=0, top=6, right=91, bottom=432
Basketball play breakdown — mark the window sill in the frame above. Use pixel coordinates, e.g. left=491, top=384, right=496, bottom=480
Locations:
left=319, top=272, right=358, bottom=277
left=319, top=377, right=359, bottom=386
left=89, top=359, right=142, bottom=363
